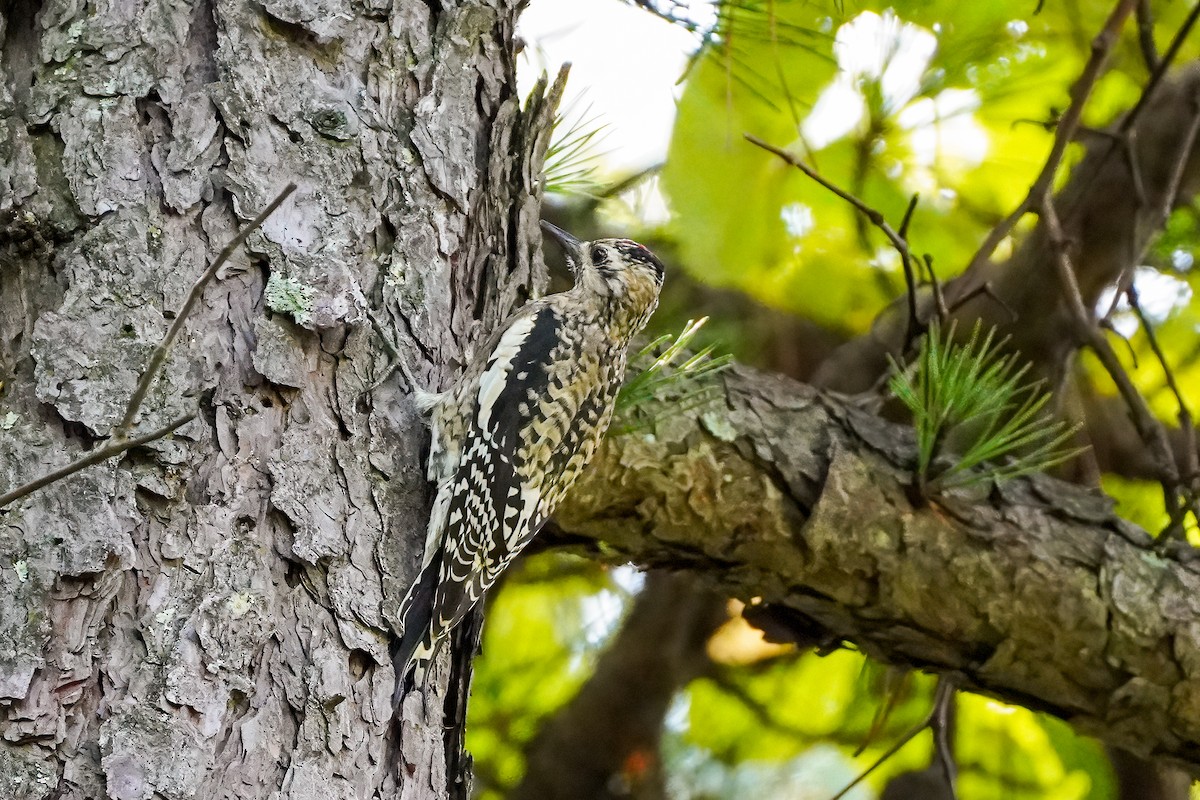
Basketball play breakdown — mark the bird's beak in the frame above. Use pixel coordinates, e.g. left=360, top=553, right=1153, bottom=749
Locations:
left=540, top=221, right=584, bottom=274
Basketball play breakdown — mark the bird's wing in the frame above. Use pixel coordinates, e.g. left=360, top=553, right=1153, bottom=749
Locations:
left=432, top=303, right=568, bottom=624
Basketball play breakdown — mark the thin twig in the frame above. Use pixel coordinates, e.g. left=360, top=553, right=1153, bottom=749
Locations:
left=961, top=0, right=1137, bottom=276
left=1119, top=0, right=1200, bottom=135
left=829, top=676, right=958, bottom=800
left=0, top=413, right=194, bottom=509
left=828, top=716, right=928, bottom=800
left=923, top=254, right=948, bottom=321
left=898, top=193, right=919, bottom=241
left=1041, top=199, right=1182, bottom=528
left=1135, top=0, right=1159, bottom=73
left=1100, top=268, right=1136, bottom=325
left=1117, top=96, right=1200, bottom=533
left=930, top=678, right=959, bottom=799
left=115, top=183, right=297, bottom=436
left=1153, top=96, right=1200, bottom=225
left=946, top=280, right=1017, bottom=322
left=1065, top=1, right=1200, bottom=226
left=1128, top=287, right=1199, bottom=518
left=745, top=133, right=922, bottom=346
left=1099, top=317, right=1141, bottom=370
left=1123, top=129, right=1148, bottom=209
left=627, top=0, right=705, bottom=33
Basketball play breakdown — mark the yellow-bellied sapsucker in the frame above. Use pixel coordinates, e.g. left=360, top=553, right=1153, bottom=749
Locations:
left=392, top=221, right=665, bottom=698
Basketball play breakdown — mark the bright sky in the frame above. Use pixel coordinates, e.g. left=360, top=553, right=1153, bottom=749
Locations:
left=517, top=0, right=707, bottom=173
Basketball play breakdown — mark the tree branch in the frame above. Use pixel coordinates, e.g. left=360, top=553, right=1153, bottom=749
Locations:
left=814, top=64, right=1200, bottom=398
left=745, top=134, right=923, bottom=347
left=552, top=364, right=1200, bottom=772
left=962, top=0, right=1137, bottom=276
left=115, top=183, right=297, bottom=435
left=0, top=413, right=195, bottom=508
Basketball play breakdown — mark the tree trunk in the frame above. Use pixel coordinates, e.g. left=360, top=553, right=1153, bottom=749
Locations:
left=0, top=2, right=555, bottom=797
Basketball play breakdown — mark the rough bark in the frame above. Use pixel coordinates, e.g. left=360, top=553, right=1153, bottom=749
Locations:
left=554, top=364, right=1200, bottom=773
left=0, top=2, right=554, bottom=798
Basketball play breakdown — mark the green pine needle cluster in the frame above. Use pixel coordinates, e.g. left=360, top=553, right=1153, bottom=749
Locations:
left=887, top=321, right=1085, bottom=492
left=614, top=317, right=732, bottom=432
left=544, top=107, right=609, bottom=198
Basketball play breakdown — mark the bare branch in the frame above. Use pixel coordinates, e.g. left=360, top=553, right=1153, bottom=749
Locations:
left=829, top=676, right=957, bottom=800
left=1128, top=287, right=1199, bottom=513
left=744, top=133, right=922, bottom=346
left=930, top=679, right=958, bottom=799
left=1040, top=199, right=1181, bottom=527
left=963, top=0, right=1137, bottom=275
left=1, top=183, right=297, bottom=510
left=1135, top=0, right=1160, bottom=72
left=1153, top=94, right=1200, bottom=224
left=1120, top=1, right=1200, bottom=135
left=830, top=709, right=931, bottom=800
left=0, top=413, right=194, bottom=509
left=554, top=364, right=1200, bottom=771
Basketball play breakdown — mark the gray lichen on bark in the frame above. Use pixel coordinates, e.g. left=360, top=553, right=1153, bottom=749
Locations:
left=0, top=1, right=555, bottom=797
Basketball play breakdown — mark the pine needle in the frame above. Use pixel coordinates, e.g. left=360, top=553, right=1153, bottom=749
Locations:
left=544, top=104, right=610, bottom=198
left=613, top=317, right=732, bottom=433
left=887, top=321, right=1086, bottom=492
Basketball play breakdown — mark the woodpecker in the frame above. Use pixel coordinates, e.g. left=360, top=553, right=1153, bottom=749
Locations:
left=391, top=221, right=665, bottom=700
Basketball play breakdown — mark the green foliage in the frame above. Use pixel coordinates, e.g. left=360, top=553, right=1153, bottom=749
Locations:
left=955, top=695, right=1114, bottom=799
left=887, top=321, right=1084, bottom=491
left=659, top=0, right=1200, bottom=326
left=544, top=105, right=609, bottom=198
left=614, top=317, right=732, bottom=432
left=665, top=648, right=1112, bottom=799
left=470, top=564, right=1116, bottom=800
left=480, top=1, right=1200, bottom=797
left=467, top=554, right=636, bottom=798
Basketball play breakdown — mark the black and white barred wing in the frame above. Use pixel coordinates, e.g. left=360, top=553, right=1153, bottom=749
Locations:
left=392, top=304, right=583, bottom=691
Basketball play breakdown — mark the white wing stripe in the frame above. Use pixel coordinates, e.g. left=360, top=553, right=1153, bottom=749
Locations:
left=476, top=314, right=538, bottom=434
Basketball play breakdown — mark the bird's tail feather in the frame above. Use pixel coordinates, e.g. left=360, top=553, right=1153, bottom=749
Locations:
left=391, top=555, right=441, bottom=707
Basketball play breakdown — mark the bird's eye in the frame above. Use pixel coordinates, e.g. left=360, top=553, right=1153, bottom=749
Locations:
left=589, top=245, right=607, bottom=263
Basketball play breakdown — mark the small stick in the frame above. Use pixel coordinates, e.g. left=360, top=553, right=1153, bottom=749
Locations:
left=1135, top=0, right=1160, bottom=73
left=744, top=134, right=922, bottom=346
left=930, top=678, right=959, bottom=799
left=1041, top=198, right=1182, bottom=529
left=962, top=0, right=1137, bottom=276
left=0, top=413, right=194, bottom=509
left=828, top=676, right=959, bottom=800
left=1120, top=0, right=1200, bottom=136
left=1128, top=286, right=1198, bottom=500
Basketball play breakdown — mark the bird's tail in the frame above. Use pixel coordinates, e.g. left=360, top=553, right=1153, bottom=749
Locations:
left=390, top=555, right=442, bottom=708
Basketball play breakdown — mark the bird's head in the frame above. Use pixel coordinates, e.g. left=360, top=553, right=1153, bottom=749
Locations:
left=540, top=221, right=665, bottom=338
